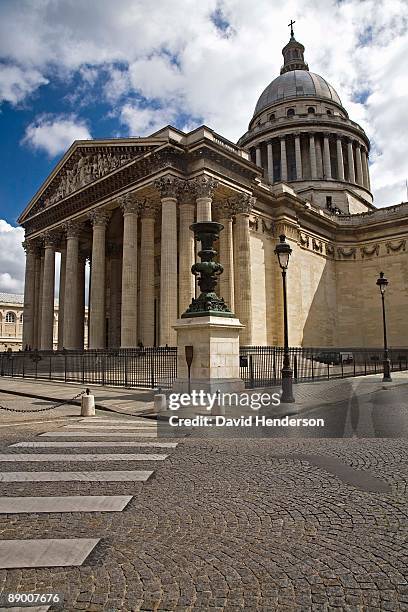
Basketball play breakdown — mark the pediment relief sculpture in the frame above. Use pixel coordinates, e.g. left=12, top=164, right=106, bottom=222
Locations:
left=34, top=147, right=152, bottom=214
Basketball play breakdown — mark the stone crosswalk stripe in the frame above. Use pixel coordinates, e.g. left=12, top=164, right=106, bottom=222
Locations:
left=78, top=417, right=157, bottom=427
left=0, top=453, right=167, bottom=462
left=39, top=431, right=159, bottom=437
left=0, top=495, right=132, bottom=513
left=11, top=441, right=178, bottom=448
left=0, top=538, right=100, bottom=568
left=62, top=424, right=157, bottom=430
left=0, top=471, right=153, bottom=482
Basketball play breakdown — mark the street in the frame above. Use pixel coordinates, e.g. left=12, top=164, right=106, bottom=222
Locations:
left=0, top=388, right=407, bottom=610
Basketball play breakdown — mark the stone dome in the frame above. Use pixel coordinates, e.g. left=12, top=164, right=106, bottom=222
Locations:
left=254, top=70, right=342, bottom=116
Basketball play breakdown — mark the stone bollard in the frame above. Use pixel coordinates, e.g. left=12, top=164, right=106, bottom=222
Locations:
left=81, top=389, right=95, bottom=417
left=154, top=394, right=167, bottom=413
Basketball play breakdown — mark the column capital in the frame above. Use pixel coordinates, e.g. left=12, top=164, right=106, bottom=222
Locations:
left=228, top=193, right=256, bottom=215
left=40, top=231, right=60, bottom=249
left=63, top=219, right=83, bottom=239
left=279, top=134, right=287, bottom=141
left=154, top=175, right=184, bottom=199
left=189, top=175, right=218, bottom=199
left=119, top=192, right=142, bottom=215
left=140, top=197, right=160, bottom=218
left=88, top=208, right=111, bottom=227
left=22, top=239, right=39, bottom=254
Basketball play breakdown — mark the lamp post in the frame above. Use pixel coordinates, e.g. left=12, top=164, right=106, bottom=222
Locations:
left=376, top=271, right=392, bottom=382
left=275, top=234, right=295, bottom=403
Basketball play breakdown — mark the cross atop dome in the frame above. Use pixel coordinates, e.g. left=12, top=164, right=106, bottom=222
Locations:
left=280, top=23, right=309, bottom=74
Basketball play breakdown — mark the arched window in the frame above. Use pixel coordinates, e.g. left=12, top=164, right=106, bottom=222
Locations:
left=269, top=113, right=276, bottom=121
left=5, top=312, right=16, bottom=323
left=287, top=108, right=295, bottom=117
left=307, top=107, right=315, bottom=114
left=326, top=109, right=332, bottom=115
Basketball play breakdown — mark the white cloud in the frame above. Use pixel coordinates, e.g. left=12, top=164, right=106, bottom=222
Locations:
left=1, top=0, right=408, bottom=205
left=120, top=104, right=176, bottom=136
left=0, top=220, right=25, bottom=294
left=22, top=114, right=92, bottom=157
left=0, top=64, right=48, bottom=105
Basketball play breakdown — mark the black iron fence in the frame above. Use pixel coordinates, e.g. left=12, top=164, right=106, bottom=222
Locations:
left=240, top=346, right=408, bottom=388
left=2, top=346, right=408, bottom=390
left=0, top=347, right=178, bottom=390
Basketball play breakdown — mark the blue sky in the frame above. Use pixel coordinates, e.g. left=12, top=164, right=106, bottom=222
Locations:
left=0, top=0, right=407, bottom=293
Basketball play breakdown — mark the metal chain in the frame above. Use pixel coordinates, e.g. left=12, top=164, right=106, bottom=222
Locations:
left=0, top=390, right=87, bottom=414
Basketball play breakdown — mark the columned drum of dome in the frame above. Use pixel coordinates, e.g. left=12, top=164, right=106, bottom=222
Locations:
left=238, top=32, right=373, bottom=214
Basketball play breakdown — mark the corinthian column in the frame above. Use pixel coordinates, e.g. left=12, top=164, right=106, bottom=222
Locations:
left=57, top=244, right=66, bottom=349
left=22, top=240, right=37, bottom=349
left=255, top=146, right=262, bottom=167
left=154, top=175, right=182, bottom=346
left=120, top=194, right=140, bottom=348
left=88, top=209, right=110, bottom=349
left=355, top=143, right=364, bottom=186
left=347, top=139, right=355, bottom=183
left=108, top=243, right=122, bottom=348
left=178, top=186, right=195, bottom=315
left=34, top=249, right=44, bottom=349
left=323, top=134, right=332, bottom=179
left=309, top=134, right=317, bottom=179
left=31, top=248, right=42, bottom=349
left=294, top=134, right=302, bottom=180
left=139, top=199, right=158, bottom=346
left=63, top=221, right=81, bottom=349
left=336, top=136, right=345, bottom=181
left=280, top=137, right=288, bottom=181
left=231, top=193, right=254, bottom=345
left=191, top=175, right=218, bottom=222
left=76, top=252, right=86, bottom=350
left=40, top=233, right=57, bottom=350
left=218, top=203, right=234, bottom=311
left=267, top=141, right=274, bottom=183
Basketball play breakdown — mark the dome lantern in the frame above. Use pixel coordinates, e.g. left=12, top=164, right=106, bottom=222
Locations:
left=281, top=21, right=309, bottom=74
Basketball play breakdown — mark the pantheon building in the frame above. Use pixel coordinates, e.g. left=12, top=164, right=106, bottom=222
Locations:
left=19, top=32, right=408, bottom=350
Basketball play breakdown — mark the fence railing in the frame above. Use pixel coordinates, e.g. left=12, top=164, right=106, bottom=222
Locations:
left=0, top=347, right=178, bottom=390
left=2, top=346, right=408, bottom=390
left=239, top=346, right=408, bottom=388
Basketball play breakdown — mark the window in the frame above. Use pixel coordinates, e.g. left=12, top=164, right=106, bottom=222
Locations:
left=269, top=113, right=276, bottom=121
left=326, top=196, right=333, bottom=209
left=307, top=107, right=315, bottom=114
left=326, top=109, right=332, bottom=115
left=20, top=313, right=23, bottom=322
left=287, top=108, right=295, bottom=117
left=5, top=312, right=15, bottom=323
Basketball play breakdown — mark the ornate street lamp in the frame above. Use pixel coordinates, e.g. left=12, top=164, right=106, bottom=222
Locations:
left=275, top=234, right=295, bottom=403
left=376, top=271, right=392, bottom=382
left=182, top=221, right=234, bottom=318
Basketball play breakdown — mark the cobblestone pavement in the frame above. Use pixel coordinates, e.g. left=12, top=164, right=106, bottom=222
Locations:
left=1, top=394, right=408, bottom=610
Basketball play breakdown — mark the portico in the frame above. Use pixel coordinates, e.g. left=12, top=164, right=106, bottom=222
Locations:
left=19, top=129, right=259, bottom=351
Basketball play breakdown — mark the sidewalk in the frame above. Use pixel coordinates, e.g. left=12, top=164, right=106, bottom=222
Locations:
left=0, top=377, right=156, bottom=420
left=0, top=372, right=406, bottom=422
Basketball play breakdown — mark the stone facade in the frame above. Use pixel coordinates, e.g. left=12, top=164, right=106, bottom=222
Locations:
left=18, top=35, right=408, bottom=350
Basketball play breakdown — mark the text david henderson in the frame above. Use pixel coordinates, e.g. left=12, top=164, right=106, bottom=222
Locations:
left=168, top=415, right=325, bottom=428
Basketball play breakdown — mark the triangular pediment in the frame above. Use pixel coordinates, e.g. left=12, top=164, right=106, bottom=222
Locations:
left=18, top=137, right=168, bottom=223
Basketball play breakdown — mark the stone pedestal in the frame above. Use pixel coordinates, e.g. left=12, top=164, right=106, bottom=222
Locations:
left=173, top=316, right=245, bottom=393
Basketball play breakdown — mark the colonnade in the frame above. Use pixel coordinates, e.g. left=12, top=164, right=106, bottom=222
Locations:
left=22, top=176, right=255, bottom=350
left=251, top=133, right=370, bottom=190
